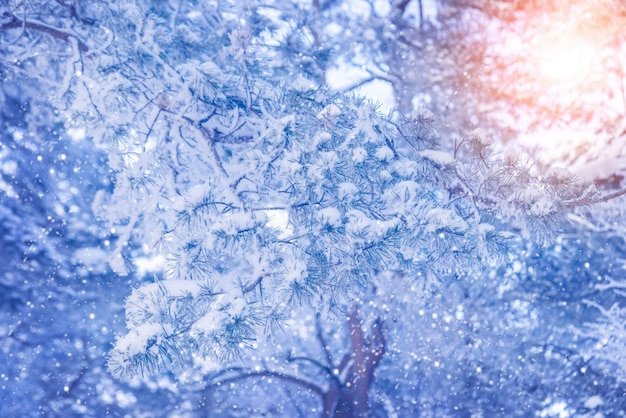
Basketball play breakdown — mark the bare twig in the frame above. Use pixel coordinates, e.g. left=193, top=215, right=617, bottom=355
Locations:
left=315, top=313, right=336, bottom=368
left=210, top=370, right=325, bottom=397
left=0, top=15, right=89, bottom=52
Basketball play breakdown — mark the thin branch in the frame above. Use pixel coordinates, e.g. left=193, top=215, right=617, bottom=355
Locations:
left=315, top=313, right=336, bottom=368
left=182, top=116, right=229, bottom=177
left=595, top=276, right=626, bottom=292
left=336, top=353, right=352, bottom=377
left=599, top=187, right=626, bottom=202
left=287, top=353, right=338, bottom=379
left=170, top=0, right=184, bottom=28
left=339, top=77, right=376, bottom=94
left=453, top=138, right=467, bottom=159
left=210, top=370, right=325, bottom=398
left=0, top=15, right=89, bottom=52
left=243, top=272, right=273, bottom=294
left=418, top=0, right=424, bottom=29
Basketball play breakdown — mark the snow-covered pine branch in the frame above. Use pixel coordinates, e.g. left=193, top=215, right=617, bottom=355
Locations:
left=104, top=88, right=591, bottom=378
left=0, top=0, right=599, bottom=386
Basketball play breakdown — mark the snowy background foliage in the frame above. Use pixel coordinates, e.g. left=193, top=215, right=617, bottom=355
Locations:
left=2, top=0, right=626, bottom=417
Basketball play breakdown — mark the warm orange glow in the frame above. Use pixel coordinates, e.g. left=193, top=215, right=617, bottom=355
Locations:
left=482, top=0, right=625, bottom=165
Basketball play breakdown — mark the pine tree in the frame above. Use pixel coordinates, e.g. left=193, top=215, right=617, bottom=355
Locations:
left=3, top=0, right=625, bottom=416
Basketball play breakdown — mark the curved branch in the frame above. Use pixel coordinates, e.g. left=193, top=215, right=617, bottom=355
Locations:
left=210, top=370, right=325, bottom=398
left=338, top=70, right=395, bottom=95
left=0, top=15, right=89, bottom=52
left=286, top=352, right=341, bottom=387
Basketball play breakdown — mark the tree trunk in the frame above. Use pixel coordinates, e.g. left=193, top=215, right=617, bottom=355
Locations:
left=323, top=309, right=386, bottom=418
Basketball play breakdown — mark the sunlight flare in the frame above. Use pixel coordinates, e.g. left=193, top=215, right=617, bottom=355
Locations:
left=534, top=30, right=596, bottom=87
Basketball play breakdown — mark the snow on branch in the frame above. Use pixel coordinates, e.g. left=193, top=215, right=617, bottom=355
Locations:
left=24, top=0, right=593, bottom=379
